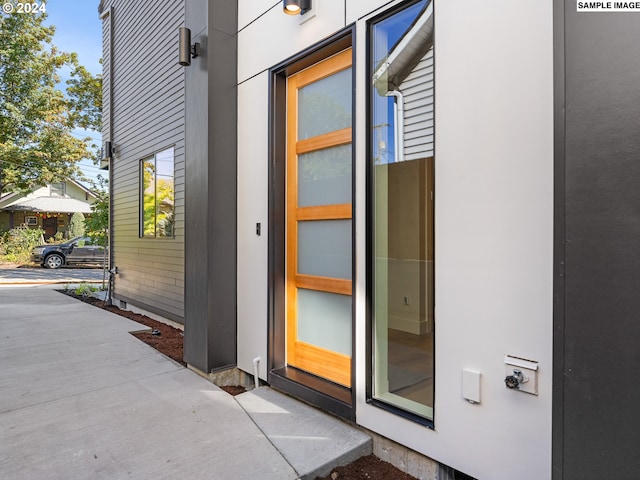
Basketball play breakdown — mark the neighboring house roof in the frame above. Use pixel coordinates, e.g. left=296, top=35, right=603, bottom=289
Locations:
left=0, top=179, right=97, bottom=203
left=0, top=191, right=20, bottom=204
left=0, top=196, right=93, bottom=214
left=0, top=178, right=97, bottom=214
left=371, top=2, right=435, bottom=163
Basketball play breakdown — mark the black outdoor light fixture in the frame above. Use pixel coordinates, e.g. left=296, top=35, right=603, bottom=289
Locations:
left=100, top=140, right=112, bottom=170
left=178, top=27, right=200, bottom=66
left=283, top=0, right=311, bottom=15
left=102, top=141, right=112, bottom=160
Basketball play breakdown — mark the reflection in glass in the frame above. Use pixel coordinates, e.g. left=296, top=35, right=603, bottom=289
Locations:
left=155, top=149, right=175, bottom=237
left=370, top=0, right=435, bottom=420
left=140, top=147, right=174, bottom=238
left=141, top=159, right=156, bottom=237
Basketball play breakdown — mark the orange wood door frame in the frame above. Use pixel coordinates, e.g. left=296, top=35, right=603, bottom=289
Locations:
left=286, top=48, right=353, bottom=387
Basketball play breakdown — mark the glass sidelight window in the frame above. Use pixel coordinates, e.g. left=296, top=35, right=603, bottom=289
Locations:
left=369, top=0, right=435, bottom=421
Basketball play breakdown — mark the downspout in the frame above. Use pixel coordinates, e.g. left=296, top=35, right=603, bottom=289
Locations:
left=386, top=89, right=404, bottom=163
left=99, top=4, right=115, bottom=305
left=108, top=6, right=115, bottom=305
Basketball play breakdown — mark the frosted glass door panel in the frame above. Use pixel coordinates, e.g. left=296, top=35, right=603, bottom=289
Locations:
left=298, top=68, right=352, bottom=140
left=298, top=145, right=352, bottom=207
left=298, top=220, right=352, bottom=279
left=297, top=288, right=352, bottom=356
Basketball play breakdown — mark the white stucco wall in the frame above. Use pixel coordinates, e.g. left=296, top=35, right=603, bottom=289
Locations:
left=237, top=72, right=270, bottom=379
left=355, top=1, right=554, bottom=479
left=238, top=1, right=346, bottom=84
left=236, top=0, right=353, bottom=380
left=237, top=1, right=553, bottom=478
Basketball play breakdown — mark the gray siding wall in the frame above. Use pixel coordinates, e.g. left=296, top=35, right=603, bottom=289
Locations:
left=101, top=0, right=185, bottom=322
left=402, top=49, right=434, bottom=161
left=101, top=8, right=111, bottom=145
left=555, top=3, right=640, bottom=478
left=183, top=0, right=238, bottom=373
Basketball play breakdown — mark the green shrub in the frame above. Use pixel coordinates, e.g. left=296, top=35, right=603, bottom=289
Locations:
left=69, top=212, right=86, bottom=238
left=0, top=227, right=44, bottom=263
left=73, top=283, right=98, bottom=297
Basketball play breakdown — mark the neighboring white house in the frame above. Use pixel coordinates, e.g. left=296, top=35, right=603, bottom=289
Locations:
left=0, top=179, right=97, bottom=239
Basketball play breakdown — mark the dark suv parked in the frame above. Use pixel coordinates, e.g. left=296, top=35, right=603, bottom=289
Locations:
left=31, top=237, right=106, bottom=269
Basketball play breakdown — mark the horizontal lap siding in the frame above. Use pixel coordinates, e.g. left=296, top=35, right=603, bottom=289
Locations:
left=402, top=50, right=434, bottom=161
left=101, top=12, right=111, bottom=143
left=107, top=0, right=185, bottom=322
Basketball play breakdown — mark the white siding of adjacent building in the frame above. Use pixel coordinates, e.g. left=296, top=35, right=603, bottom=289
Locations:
left=402, top=50, right=434, bottom=161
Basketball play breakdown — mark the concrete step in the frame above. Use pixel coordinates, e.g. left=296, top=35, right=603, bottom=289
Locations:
left=236, top=387, right=372, bottom=479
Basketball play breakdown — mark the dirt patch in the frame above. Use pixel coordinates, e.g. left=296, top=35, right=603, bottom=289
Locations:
left=219, top=385, right=247, bottom=396
left=58, top=290, right=418, bottom=480
left=315, top=455, right=417, bottom=480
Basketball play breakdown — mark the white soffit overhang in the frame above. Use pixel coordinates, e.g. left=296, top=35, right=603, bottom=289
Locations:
left=373, top=2, right=434, bottom=95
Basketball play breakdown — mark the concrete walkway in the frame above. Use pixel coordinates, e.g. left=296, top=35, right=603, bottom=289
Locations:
left=0, top=266, right=104, bottom=285
left=0, top=287, right=370, bottom=480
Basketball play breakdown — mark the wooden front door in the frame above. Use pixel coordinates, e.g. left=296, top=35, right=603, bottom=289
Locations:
left=285, top=49, right=353, bottom=387
left=42, top=217, right=57, bottom=240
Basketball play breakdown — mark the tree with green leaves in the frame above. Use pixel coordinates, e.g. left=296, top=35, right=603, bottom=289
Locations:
left=85, top=174, right=109, bottom=282
left=69, top=212, right=86, bottom=239
left=85, top=174, right=108, bottom=247
left=67, top=63, right=102, bottom=132
left=140, top=161, right=174, bottom=238
left=0, top=6, right=102, bottom=197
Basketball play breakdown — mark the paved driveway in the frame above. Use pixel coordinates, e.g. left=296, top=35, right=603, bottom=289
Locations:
left=0, top=267, right=104, bottom=285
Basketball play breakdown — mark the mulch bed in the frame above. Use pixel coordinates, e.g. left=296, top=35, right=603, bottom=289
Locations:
left=58, top=289, right=417, bottom=480
left=59, top=290, right=186, bottom=366
left=315, top=455, right=417, bottom=480
left=60, top=290, right=249, bottom=398
left=219, top=385, right=247, bottom=396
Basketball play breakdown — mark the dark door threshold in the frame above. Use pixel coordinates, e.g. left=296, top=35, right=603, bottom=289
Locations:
left=269, top=366, right=354, bottom=421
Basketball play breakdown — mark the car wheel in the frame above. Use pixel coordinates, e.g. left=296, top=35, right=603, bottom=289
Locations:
left=44, top=253, right=64, bottom=269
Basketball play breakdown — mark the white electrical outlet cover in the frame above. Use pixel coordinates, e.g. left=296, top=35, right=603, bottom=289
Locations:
left=462, top=369, right=481, bottom=404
